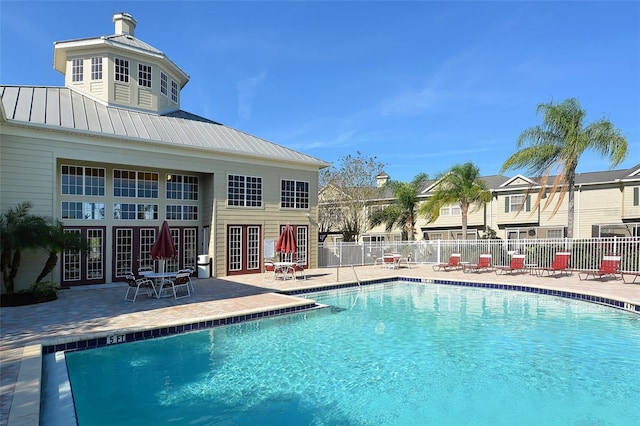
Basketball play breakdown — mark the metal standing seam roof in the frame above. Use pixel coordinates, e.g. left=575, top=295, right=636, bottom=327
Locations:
left=0, top=85, right=329, bottom=168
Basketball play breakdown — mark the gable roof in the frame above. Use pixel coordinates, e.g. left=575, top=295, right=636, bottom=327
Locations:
left=0, top=85, right=329, bottom=168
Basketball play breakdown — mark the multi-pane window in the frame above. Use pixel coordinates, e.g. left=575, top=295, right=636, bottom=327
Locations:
left=166, top=205, right=198, bottom=221
left=160, top=72, right=168, bottom=95
left=91, top=57, right=102, bottom=80
left=115, top=58, right=129, bottom=82
left=113, top=170, right=158, bottom=198
left=61, top=202, right=105, bottom=220
left=171, top=80, right=178, bottom=102
left=439, top=204, right=461, bottom=216
left=138, top=63, right=152, bottom=88
left=86, top=229, right=104, bottom=279
left=63, top=229, right=81, bottom=281
left=113, top=203, right=158, bottom=220
left=547, top=229, right=564, bottom=239
left=281, top=180, right=309, bottom=209
left=137, top=172, right=158, bottom=198
left=166, top=174, right=198, bottom=200
left=61, top=165, right=105, bottom=196
left=228, top=175, right=262, bottom=207
left=113, top=170, right=137, bottom=197
left=506, top=195, right=530, bottom=213
left=72, top=59, right=83, bottom=82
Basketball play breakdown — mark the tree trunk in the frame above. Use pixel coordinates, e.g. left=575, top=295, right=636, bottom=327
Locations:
left=566, top=169, right=576, bottom=238
left=462, top=209, right=468, bottom=240
left=36, top=252, right=58, bottom=283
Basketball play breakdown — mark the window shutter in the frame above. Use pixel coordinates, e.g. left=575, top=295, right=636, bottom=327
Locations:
left=526, top=195, right=531, bottom=211
left=505, top=196, right=509, bottom=213
left=634, top=187, right=639, bottom=206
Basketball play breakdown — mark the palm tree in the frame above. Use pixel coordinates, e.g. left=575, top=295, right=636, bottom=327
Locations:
left=0, top=202, right=49, bottom=293
left=419, top=162, right=491, bottom=240
left=500, top=98, right=628, bottom=238
left=370, top=173, right=429, bottom=240
left=35, top=221, right=88, bottom=283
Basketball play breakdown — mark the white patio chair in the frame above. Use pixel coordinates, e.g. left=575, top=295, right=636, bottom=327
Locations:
left=124, top=272, right=157, bottom=302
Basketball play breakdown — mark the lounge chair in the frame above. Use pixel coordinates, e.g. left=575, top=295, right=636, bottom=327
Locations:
left=432, top=253, right=462, bottom=271
left=495, top=254, right=526, bottom=275
left=622, top=271, right=640, bottom=284
left=539, top=251, right=571, bottom=277
left=578, top=255, right=621, bottom=281
left=383, top=254, right=399, bottom=269
left=463, top=253, right=493, bottom=273
left=124, top=272, right=157, bottom=302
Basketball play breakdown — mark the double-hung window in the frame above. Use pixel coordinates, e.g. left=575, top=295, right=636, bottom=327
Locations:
left=439, top=204, right=461, bottom=216
left=281, top=180, right=309, bottom=209
left=505, top=194, right=531, bottom=212
left=91, top=57, right=102, bottom=80
left=72, top=59, right=83, bottom=82
left=228, top=175, right=262, bottom=207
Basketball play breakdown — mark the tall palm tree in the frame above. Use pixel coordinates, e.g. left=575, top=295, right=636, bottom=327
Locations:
left=0, top=202, right=49, bottom=293
left=419, top=162, right=491, bottom=240
left=370, top=173, right=429, bottom=240
left=500, top=98, right=628, bottom=238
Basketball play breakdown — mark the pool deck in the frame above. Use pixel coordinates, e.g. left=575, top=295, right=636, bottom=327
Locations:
left=1, top=264, right=639, bottom=425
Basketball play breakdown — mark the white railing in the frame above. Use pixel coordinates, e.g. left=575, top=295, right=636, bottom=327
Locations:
left=318, top=237, right=640, bottom=272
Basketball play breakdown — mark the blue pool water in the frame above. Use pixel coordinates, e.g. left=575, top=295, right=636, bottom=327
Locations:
left=66, top=283, right=640, bottom=425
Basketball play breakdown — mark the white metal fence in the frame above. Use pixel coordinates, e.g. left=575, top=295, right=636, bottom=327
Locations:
left=318, top=238, right=640, bottom=272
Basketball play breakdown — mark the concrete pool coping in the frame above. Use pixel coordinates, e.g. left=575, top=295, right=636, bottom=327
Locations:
left=2, top=264, right=639, bottom=425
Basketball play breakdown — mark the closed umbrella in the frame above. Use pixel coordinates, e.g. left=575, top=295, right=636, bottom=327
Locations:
left=151, top=221, right=177, bottom=276
left=276, top=224, right=297, bottom=261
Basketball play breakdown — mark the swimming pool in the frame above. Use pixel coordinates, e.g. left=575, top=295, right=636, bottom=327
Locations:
left=65, top=282, right=640, bottom=425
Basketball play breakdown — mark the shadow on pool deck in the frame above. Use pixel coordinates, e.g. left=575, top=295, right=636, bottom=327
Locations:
left=1, top=264, right=639, bottom=425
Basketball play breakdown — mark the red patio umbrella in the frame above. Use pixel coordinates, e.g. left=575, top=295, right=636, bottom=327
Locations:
left=276, top=224, right=297, bottom=261
left=151, top=221, right=177, bottom=275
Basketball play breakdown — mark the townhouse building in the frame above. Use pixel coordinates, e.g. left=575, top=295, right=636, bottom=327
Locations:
left=322, top=165, right=640, bottom=243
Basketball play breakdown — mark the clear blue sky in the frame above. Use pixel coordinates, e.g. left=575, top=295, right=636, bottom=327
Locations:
left=1, top=1, right=639, bottom=182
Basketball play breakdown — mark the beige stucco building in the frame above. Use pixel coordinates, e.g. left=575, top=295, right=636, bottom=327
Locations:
left=0, top=13, right=328, bottom=289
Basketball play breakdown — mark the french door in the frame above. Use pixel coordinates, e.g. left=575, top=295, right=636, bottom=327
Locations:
left=113, top=226, right=198, bottom=281
left=61, top=227, right=106, bottom=287
left=227, top=225, right=262, bottom=275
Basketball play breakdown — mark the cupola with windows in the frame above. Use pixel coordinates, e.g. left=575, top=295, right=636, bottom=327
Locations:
left=52, top=12, right=190, bottom=115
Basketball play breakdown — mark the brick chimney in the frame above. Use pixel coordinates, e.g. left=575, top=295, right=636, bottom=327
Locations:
left=113, top=12, right=137, bottom=36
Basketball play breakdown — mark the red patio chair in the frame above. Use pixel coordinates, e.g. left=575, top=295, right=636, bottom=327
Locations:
left=432, top=253, right=462, bottom=271
left=495, top=254, right=526, bottom=275
left=539, top=251, right=571, bottom=277
left=579, top=255, right=621, bottom=281
left=463, top=253, right=493, bottom=273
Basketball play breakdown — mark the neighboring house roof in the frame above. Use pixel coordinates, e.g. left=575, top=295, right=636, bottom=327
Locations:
left=0, top=85, right=329, bottom=168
